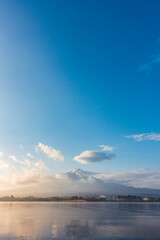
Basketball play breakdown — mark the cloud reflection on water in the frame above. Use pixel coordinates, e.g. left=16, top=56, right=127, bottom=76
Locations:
left=0, top=202, right=160, bottom=240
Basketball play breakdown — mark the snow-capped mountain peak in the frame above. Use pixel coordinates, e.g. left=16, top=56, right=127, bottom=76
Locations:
left=66, top=168, right=98, bottom=182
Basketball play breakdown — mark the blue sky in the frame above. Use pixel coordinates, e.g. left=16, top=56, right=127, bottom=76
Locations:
left=0, top=0, right=160, bottom=176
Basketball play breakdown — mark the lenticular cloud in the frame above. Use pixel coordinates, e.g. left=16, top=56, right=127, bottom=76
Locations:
left=73, top=150, right=115, bottom=164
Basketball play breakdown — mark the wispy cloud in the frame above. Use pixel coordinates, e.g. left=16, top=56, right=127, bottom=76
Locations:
left=139, top=38, right=160, bottom=72
left=139, top=54, right=160, bottom=72
left=73, top=150, right=115, bottom=164
left=35, top=142, right=64, bottom=161
left=23, top=158, right=31, bottom=168
left=99, top=145, right=115, bottom=151
left=9, top=155, right=31, bottom=166
left=126, top=133, right=160, bottom=141
left=26, top=153, right=34, bottom=158
left=9, top=155, right=22, bottom=164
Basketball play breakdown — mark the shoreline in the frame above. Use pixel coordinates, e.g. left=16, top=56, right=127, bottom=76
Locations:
left=0, top=200, right=160, bottom=203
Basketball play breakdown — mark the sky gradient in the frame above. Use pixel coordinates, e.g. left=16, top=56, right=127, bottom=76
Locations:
left=0, top=0, right=160, bottom=195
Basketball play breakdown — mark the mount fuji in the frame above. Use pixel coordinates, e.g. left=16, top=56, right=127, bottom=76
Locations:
left=66, top=168, right=99, bottom=182
left=63, top=168, right=160, bottom=196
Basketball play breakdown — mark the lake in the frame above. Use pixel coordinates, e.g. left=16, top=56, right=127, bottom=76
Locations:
left=0, top=202, right=160, bottom=239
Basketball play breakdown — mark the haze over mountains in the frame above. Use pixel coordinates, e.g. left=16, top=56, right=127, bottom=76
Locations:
left=1, top=167, right=160, bottom=197
left=60, top=168, right=160, bottom=196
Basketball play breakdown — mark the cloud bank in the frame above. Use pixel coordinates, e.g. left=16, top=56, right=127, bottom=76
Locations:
left=95, top=168, right=160, bottom=189
left=0, top=164, right=160, bottom=197
left=73, top=150, right=115, bottom=164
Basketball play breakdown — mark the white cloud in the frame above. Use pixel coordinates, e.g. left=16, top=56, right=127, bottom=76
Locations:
left=0, top=160, right=10, bottom=169
left=0, top=152, right=3, bottom=157
left=35, top=142, right=64, bottom=161
left=26, top=153, right=34, bottom=158
left=55, top=173, right=68, bottom=180
left=99, top=145, right=115, bottom=151
left=23, top=158, right=31, bottom=168
left=9, top=155, right=20, bottom=163
left=9, top=155, right=30, bottom=166
left=73, top=150, right=115, bottom=164
left=15, top=169, right=43, bottom=185
left=34, top=160, right=48, bottom=170
left=126, top=133, right=160, bottom=141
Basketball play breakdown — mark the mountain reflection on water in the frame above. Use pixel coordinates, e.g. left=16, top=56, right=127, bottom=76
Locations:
left=0, top=202, right=160, bottom=240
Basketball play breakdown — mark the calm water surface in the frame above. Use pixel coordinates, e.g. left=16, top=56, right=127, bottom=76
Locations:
left=0, top=202, right=160, bottom=240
